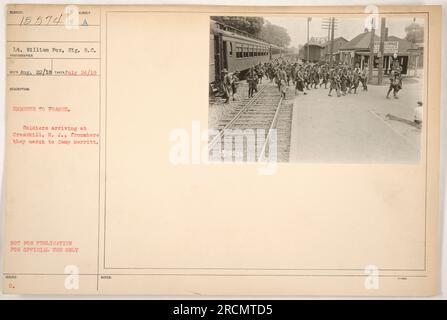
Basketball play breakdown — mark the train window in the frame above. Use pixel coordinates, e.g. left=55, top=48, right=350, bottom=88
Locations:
left=229, top=42, right=233, bottom=56
left=244, top=46, right=248, bottom=58
left=249, top=46, right=254, bottom=57
left=236, top=46, right=242, bottom=59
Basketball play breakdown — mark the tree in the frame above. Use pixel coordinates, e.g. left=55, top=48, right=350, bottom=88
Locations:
left=258, top=21, right=291, bottom=47
left=211, top=16, right=291, bottom=48
left=212, top=16, right=264, bottom=36
left=405, top=22, right=424, bottom=43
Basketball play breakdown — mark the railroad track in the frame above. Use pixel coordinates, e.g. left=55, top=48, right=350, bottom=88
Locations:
left=209, top=83, right=283, bottom=162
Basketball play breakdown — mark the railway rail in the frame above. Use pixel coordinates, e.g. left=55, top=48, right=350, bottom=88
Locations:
left=209, top=83, right=284, bottom=162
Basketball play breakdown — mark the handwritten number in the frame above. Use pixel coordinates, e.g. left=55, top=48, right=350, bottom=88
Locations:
left=18, top=14, right=64, bottom=26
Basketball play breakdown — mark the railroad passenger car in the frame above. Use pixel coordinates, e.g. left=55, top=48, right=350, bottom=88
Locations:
left=210, top=20, right=283, bottom=90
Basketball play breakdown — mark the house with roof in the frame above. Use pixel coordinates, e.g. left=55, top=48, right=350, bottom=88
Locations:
left=298, top=42, right=324, bottom=62
left=337, top=29, right=417, bottom=75
left=337, top=30, right=379, bottom=68
left=320, top=37, right=349, bottom=62
left=297, top=29, right=419, bottom=75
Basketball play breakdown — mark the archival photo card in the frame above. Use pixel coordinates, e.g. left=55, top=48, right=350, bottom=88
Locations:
left=209, top=15, right=425, bottom=163
left=2, top=4, right=441, bottom=296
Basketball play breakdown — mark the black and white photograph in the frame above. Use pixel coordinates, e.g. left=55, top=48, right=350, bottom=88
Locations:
left=209, top=15, right=425, bottom=163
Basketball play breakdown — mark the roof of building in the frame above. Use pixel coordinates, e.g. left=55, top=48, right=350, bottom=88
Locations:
left=339, top=31, right=416, bottom=54
left=303, top=43, right=325, bottom=48
left=387, top=35, right=418, bottom=52
left=339, top=31, right=380, bottom=50
left=321, top=37, right=348, bottom=47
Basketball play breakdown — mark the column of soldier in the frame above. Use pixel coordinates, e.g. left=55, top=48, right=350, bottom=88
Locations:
left=248, top=58, right=370, bottom=99
left=221, top=57, right=403, bottom=103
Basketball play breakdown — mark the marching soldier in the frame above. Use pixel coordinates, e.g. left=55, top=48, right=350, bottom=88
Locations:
left=221, top=69, right=231, bottom=103
left=311, top=66, right=320, bottom=89
left=328, top=68, right=341, bottom=97
left=386, top=69, right=402, bottom=99
left=340, top=69, right=348, bottom=96
left=231, top=70, right=240, bottom=101
left=320, top=66, right=329, bottom=89
left=294, top=68, right=307, bottom=96
left=351, top=67, right=360, bottom=94
left=255, top=63, right=264, bottom=84
left=360, top=64, right=368, bottom=91
left=247, top=67, right=258, bottom=98
left=286, top=65, right=293, bottom=86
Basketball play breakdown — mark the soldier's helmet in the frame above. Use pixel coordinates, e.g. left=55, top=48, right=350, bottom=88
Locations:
left=221, top=68, right=228, bottom=74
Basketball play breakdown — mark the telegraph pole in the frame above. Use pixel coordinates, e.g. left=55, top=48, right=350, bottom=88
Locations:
left=330, top=17, right=335, bottom=64
left=411, top=18, right=418, bottom=76
left=368, top=17, right=375, bottom=84
left=321, top=17, right=331, bottom=61
left=378, top=17, right=386, bottom=85
left=322, top=17, right=337, bottom=64
left=307, top=17, right=311, bottom=62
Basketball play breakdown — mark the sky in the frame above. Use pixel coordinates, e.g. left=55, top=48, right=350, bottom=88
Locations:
left=266, top=16, right=425, bottom=48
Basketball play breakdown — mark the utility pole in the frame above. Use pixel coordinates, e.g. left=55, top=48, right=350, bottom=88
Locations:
left=321, top=17, right=331, bottom=61
left=330, top=17, right=335, bottom=64
left=307, top=17, right=311, bottom=62
left=378, top=17, right=386, bottom=85
left=368, top=17, right=375, bottom=84
left=327, top=21, right=331, bottom=62
left=412, top=18, right=418, bottom=76
left=322, top=17, right=337, bottom=64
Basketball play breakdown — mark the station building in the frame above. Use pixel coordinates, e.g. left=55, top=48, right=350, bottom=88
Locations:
left=335, top=30, right=419, bottom=75
left=299, top=29, right=421, bottom=76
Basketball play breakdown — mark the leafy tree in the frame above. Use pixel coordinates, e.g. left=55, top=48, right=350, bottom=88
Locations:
left=212, top=16, right=264, bottom=36
left=212, top=16, right=291, bottom=48
left=258, top=21, right=291, bottom=47
left=405, top=22, right=424, bottom=43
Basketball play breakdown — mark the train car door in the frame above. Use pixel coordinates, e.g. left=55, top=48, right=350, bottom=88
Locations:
left=214, top=33, right=223, bottom=82
left=222, top=40, right=229, bottom=70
